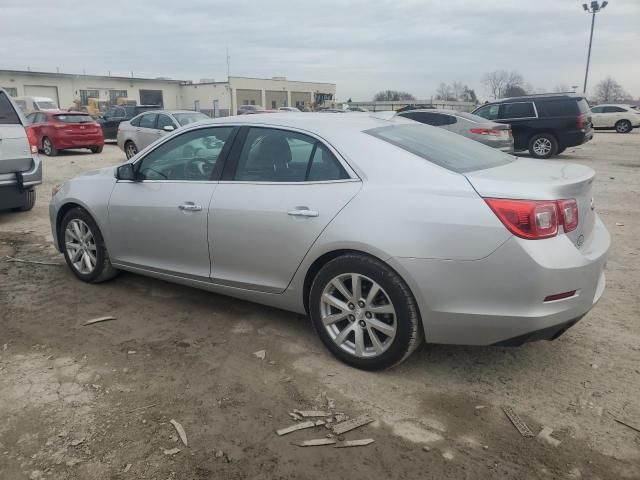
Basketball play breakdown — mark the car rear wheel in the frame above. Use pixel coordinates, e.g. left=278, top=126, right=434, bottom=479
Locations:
left=61, top=208, right=118, bottom=283
left=615, top=120, right=632, bottom=134
left=309, top=253, right=423, bottom=370
left=125, top=141, right=138, bottom=159
left=90, top=145, right=103, bottom=154
left=42, top=137, right=58, bottom=156
left=13, top=189, right=36, bottom=212
left=528, top=133, right=558, bottom=159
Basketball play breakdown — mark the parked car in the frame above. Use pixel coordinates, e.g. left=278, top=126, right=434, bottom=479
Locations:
left=97, top=105, right=161, bottom=140
left=50, top=113, right=609, bottom=370
left=279, top=106, right=301, bottom=112
left=0, top=88, right=41, bottom=211
left=238, top=105, right=265, bottom=115
left=26, top=111, right=104, bottom=156
left=13, top=96, right=59, bottom=114
left=397, top=109, right=513, bottom=152
left=472, top=94, right=593, bottom=159
left=589, top=104, right=640, bottom=133
left=117, top=110, right=210, bottom=159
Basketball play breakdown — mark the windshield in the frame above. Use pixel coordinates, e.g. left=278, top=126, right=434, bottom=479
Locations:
left=173, top=112, right=210, bottom=126
left=54, top=114, right=94, bottom=123
left=36, top=101, right=57, bottom=109
left=365, top=123, right=513, bottom=173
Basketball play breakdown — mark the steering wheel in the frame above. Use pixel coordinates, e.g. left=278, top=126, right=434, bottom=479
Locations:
left=184, top=157, right=213, bottom=180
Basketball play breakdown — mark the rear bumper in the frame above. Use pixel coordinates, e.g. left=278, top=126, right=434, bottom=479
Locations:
left=54, top=134, right=104, bottom=149
left=0, top=155, right=42, bottom=189
left=560, top=129, right=593, bottom=149
left=389, top=215, right=610, bottom=345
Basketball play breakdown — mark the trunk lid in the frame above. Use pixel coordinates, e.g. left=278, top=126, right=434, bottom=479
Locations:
left=464, top=158, right=596, bottom=247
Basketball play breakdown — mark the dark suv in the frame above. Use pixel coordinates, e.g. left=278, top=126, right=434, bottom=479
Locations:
left=97, top=105, right=161, bottom=140
left=472, top=94, right=593, bottom=158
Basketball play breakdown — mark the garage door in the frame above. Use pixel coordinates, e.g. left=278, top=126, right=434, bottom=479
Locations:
left=24, top=85, right=60, bottom=106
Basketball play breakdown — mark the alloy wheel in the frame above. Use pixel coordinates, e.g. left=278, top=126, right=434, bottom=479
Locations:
left=43, top=138, right=52, bottom=155
left=533, top=137, right=552, bottom=156
left=617, top=121, right=630, bottom=133
left=320, top=273, right=397, bottom=358
left=64, top=219, right=97, bottom=275
left=125, top=143, right=138, bottom=159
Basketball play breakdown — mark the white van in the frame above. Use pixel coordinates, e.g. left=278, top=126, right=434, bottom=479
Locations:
left=13, top=96, right=59, bottom=114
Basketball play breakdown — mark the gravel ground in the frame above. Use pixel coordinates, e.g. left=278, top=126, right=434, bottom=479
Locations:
left=0, top=133, right=639, bottom=480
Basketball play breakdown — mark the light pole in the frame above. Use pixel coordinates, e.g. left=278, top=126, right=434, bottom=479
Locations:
left=582, top=1, right=608, bottom=94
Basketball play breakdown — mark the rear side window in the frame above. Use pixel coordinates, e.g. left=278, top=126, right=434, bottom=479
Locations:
left=500, top=102, right=535, bottom=119
left=538, top=100, right=579, bottom=117
left=365, top=124, right=513, bottom=173
left=604, top=106, right=626, bottom=113
left=54, top=114, right=94, bottom=123
left=0, top=92, right=21, bottom=124
left=139, top=114, right=157, bottom=129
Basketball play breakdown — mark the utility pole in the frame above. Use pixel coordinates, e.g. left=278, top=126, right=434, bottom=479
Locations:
left=582, top=1, right=608, bottom=94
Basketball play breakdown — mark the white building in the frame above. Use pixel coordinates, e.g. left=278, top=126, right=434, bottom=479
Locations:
left=0, top=69, right=336, bottom=116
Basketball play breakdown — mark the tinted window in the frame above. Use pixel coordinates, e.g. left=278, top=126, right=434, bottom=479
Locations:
left=173, top=112, right=210, bottom=126
left=501, top=102, right=535, bottom=119
left=538, top=100, right=579, bottom=117
left=129, top=115, right=142, bottom=127
left=590, top=106, right=605, bottom=113
left=473, top=104, right=499, bottom=120
left=106, top=108, right=125, bottom=118
left=137, top=127, right=233, bottom=181
left=604, top=106, right=626, bottom=113
left=401, top=112, right=438, bottom=125
left=234, top=127, right=348, bottom=182
left=0, top=92, right=20, bottom=124
left=156, top=114, right=175, bottom=130
left=54, top=114, right=94, bottom=123
left=35, top=113, right=47, bottom=123
left=26, top=112, right=37, bottom=124
left=139, top=114, right=157, bottom=129
left=365, top=124, right=513, bottom=173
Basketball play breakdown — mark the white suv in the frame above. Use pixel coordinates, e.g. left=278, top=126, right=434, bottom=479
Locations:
left=590, top=104, right=640, bottom=133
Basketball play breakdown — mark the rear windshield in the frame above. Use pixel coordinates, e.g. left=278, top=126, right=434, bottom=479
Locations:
left=365, top=124, right=513, bottom=173
left=0, top=92, right=21, bottom=124
left=173, top=112, right=209, bottom=126
left=54, top=114, right=94, bottom=123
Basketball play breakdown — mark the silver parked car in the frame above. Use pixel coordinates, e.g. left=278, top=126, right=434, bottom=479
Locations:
left=117, top=110, right=210, bottom=159
left=0, top=88, right=42, bottom=211
left=50, top=113, right=609, bottom=370
left=397, top=109, right=513, bottom=152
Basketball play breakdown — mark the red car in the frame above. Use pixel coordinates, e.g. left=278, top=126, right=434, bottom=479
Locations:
left=26, top=111, right=104, bottom=156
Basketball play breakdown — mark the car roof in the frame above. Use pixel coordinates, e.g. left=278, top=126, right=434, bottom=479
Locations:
left=593, top=104, right=631, bottom=108
left=483, top=94, right=585, bottom=105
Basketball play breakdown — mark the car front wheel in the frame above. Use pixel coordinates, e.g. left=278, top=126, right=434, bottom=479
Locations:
left=309, top=253, right=423, bottom=370
left=528, top=133, right=558, bottom=159
left=615, top=120, right=632, bottom=134
left=61, top=208, right=118, bottom=283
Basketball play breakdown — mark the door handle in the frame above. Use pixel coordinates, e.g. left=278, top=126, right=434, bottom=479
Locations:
left=179, top=203, right=202, bottom=212
left=288, top=208, right=319, bottom=217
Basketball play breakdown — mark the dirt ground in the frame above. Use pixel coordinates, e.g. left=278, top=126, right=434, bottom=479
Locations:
left=1, top=133, right=639, bottom=480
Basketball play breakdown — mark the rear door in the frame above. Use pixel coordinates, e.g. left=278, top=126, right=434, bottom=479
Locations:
left=0, top=90, right=31, bottom=176
left=497, top=102, right=537, bottom=151
left=209, top=126, right=361, bottom=293
left=136, top=113, right=160, bottom=150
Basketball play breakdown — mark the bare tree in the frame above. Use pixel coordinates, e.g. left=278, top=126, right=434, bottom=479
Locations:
left=460, top=86, right=478, bottom=103
left=593, top=77, right=630, bottom=103
left=483, top=70, right=528, bottom=99
left=373, top=90, right=416, bottom=102
left=451, top=81, right=465, bottom=101
left=435, top=83, right=455, bottom=101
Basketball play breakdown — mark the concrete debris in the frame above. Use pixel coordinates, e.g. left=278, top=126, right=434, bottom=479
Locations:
left=332, top=414, right=374, bottom=435
left=294, top=410, right=330, bottom=418
left=295, top=438, right=337, bottom=447
left=83, top=316, right=116, bottom=326
left=170, top=419, right=188, bottom=447
left=253, top=350, right=266, bottom=360
left=277, top=420, right=317, bottom=436
left=615, top=222, right=624, bottom=226
left=335, top=438, right=375, bottom=448
left=288, top=412, right=303, bottom=421
left=70, top=438, right=84, bottom=447
left=215, top=450, right=224, bottom=458
left=163, top=448, right=180, bottom=455
left=422, top=445, right=431, bottom=452
left=123, top=463, right=132, bottom=473
left=536, top=426, right=561, bottom=447
left=442, top=451, right=454, bottom=461
left=502, top=406, right=535, bottom=437
left=2, top=343, right=8, bottom=351
left=333, top=413, right=348, bottom=423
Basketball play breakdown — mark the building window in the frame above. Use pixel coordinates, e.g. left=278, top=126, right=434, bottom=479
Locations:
left=2, top=87, right=17, bottom=97
left=109, top=90, right=128, bottom=103
left=271, top=100, right=277, bottom=109
left=79, top=89, right=99, bottom=106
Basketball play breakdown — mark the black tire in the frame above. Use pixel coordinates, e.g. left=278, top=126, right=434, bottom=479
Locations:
left=309, top=253, right=423, bottom=370
left=60, top=207, right=119, bottom=283
left=615, top=120, right=632, bottom=134
left=528, top=133, right=558, bottom=159
left=12, top=189, right=36, bottom=212
left=90, top=145, right=104, bottom=154
left=124, top=141, right=138, bottom=159
left=42, top=137, right=58, bottom=156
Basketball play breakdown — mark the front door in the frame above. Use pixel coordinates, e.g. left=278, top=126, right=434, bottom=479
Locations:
left=108, top=125, right=236, bottom=279
left=209, top=127, right=361, bottom=293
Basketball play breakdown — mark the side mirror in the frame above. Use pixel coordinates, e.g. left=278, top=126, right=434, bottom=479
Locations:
left=163, top=125, right=175, bottom=132
left=116, top=163, right=136, bottom=181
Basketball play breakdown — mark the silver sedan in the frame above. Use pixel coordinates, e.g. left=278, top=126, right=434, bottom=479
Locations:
left=49, top=113, right=609, bottom=369
left=117, top=110, right=210, bottom=159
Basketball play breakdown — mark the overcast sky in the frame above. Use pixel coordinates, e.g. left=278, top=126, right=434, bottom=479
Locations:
left=1, top=0, right=638, bottom=101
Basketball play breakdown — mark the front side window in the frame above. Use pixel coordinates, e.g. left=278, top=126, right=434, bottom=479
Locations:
left=139, top=114, right=157, bottom=129
left=365, top=123, right=513, bottom=173
left=500, top=102, right=535, bottom=119
left=234, top=127, right=348, bottom=182
left=590, top=106, right=604, bottom=114
left=156, top=114, right=175, bottom=130
left=474, top=104, right=500, bottom=120
left=26, top=112, right=37, bottom=124
left=130, top=115, right=142, bottom=127
left=136, top=127, right=233, bottom=181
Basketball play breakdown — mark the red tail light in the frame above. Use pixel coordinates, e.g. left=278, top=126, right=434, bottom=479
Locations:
left=484, top=198, right=579, bottom=240
left=469, top=128, right=508, bottom=137
left=24, top=126, right=38, bottom=154
left=577, top=113, right=584, bottom=129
